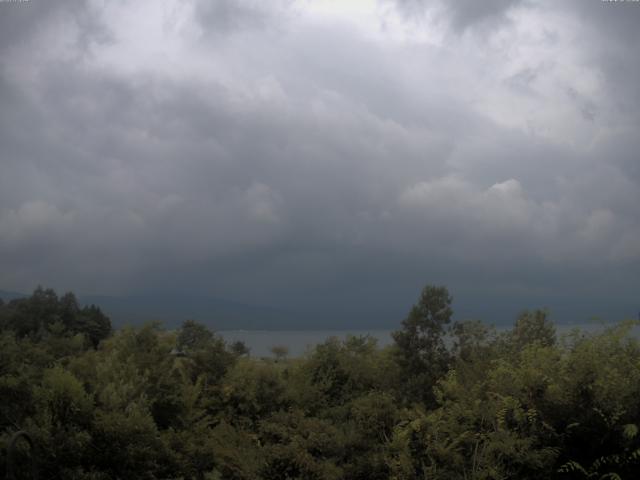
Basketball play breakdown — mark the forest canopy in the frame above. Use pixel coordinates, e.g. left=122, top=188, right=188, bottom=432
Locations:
left=1, top=285, right=639, bottom=479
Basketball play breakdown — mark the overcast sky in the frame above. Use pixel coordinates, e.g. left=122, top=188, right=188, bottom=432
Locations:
left=1, top=0, right=639, bottom=324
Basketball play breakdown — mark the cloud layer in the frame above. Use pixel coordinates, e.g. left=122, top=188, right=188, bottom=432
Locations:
left=1, top=0, right=639, bottom=324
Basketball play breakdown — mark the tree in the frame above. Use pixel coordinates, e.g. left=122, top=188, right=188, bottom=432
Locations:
left=59, top=292, right=80, bottom=330
left=4, top=286, right=59, bottom=338
left=392, top=285, right=453, bottom=407
left=0, top=287, right=112, bottom=348
left=175, top=320, right=235, bottom=386
left=451, top=319, right=493, bottom=363
left=270, top=345, right=289, bottom=362
left=222, top=358, right=289, bottom=426
left=176, top=319, right=213, bottom=352
left=76, top=305, right=112, bottom=348
left=230, top=340, right=250, bottom=357
left=512, top=309, right=556, bottom=349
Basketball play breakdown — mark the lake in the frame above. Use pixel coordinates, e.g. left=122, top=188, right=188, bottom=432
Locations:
left=219, top=329, right=395, bottom=357
left=219, top=322, right=638, bottom=358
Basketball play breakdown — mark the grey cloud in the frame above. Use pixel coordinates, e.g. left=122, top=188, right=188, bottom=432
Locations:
left=554, top=1, right=640, bottom=122
left=0, top=1, right=638, bottom=324
left=445, top=0, right=522, bottom=31
left=391, top=0, right=524, bottom=32
left=0, top=0, right=111, bottom=53
left=0, top=1, right=64, bottom=49
left=193, top=0, right=291, bottom=35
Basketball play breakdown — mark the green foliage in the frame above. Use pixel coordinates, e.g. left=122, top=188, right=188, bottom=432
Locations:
left=176, top=319, right=235, bottom=385
left=221, top=358, right=289, bottom=427
left=209, top=421, right=262, bottom=479
left=293, top=335, right=392, bottom=413
left=512, top=309, right=557, bottom=349
left=76, top=305, right=111, bottom=348
left=91, top=401, right=170, bottom=478
left=392, top=285, right=453, bottom=406
left=258, top=409, right=345, bottom=479
left=270, top=344, right=289, bottom=361
left=177, top=319, right=214, bottom=352
left=2, top=285, right=640, bottom=479
left=0, top=287, right=111, bottom=347
left=451, top=318, right=495, bottom=363
left=229, top=340, right=250, bottom=357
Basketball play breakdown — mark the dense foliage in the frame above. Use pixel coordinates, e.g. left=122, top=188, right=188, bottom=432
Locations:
left=1, top=286, right=639, bottom=479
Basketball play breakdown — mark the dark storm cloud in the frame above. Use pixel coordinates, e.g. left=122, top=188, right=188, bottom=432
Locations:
left=0, top=0, right=638, bottom=324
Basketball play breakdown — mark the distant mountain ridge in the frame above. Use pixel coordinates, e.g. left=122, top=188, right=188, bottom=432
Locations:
left=0, top=289, right=27, bottom=301
left=0, top=289, right=312, bottom=330
left=80, top=293, right=302, bottom=330
left=3, top=288, right=634, bottom=330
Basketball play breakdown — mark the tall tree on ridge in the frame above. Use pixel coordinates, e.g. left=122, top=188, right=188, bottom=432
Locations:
left=392, top=284, right=453, bottom=407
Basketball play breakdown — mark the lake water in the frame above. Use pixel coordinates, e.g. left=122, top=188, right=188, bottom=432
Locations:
left=219, top=330, right=394, bottom=357
left=219, top=322, right=639, bottom=358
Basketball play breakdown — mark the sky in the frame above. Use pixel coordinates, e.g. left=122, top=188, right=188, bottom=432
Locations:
left=0, top=0, right=639, bottom=325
